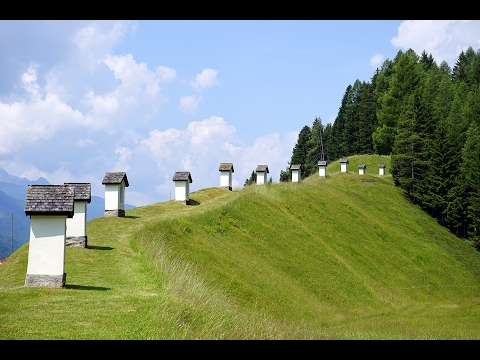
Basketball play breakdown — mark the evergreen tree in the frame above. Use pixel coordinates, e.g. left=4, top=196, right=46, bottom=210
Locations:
left=331, top=85, right=352, bottom=159
left=460, top=122, right=480, bottom=246
left=344, top=79, right=364, bottom=155
left=419, top=50, right=435, bottom=71
left=244, top=170, right=257, bottom=186
left=391, top=92, right=424, bottom=198
left=356, top=76, right=378, bottom=154
left=323, top=122, right=333, bottom=163
left=374, top=49, right=421, bottom=155
left=290, top=125, right=312, bottom=178
left=439, top=61, right=452, bottom=76
left=305, top=117, right=325, bottom=177
left=452, top=50, right=467, bottom=83
left=442, top=82, right=471, bottom=236
left=419, top=72, right=455, bottom=222
left=279, top=165, right=291, bottom=182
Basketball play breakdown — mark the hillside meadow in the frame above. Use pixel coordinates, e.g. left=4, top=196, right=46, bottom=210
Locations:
left=1, top=155, right=480, bottom=339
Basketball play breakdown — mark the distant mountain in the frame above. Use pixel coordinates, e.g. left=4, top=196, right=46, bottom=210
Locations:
left=0, top=168, right=49, bottom=186
left=0, top=190, right=29, bottom=260
left=0, top=168, right=135, bottom=259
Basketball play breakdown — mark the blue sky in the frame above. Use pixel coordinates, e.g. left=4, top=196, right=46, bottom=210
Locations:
left=1, top=20, right=479, bottom=206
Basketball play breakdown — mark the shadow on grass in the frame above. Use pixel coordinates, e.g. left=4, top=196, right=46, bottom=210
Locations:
left=125, top=215, right=141, bottom=219
left=188, top=199, right=200, bottom=206
left=64, top=284, right=110, bottom=291
left=87, top=245, right=114, bottom=251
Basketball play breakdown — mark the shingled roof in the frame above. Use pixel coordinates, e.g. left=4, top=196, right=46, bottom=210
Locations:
left=340, top=157, right=349, bottom=163
left=256, top=165, right=269, bottom=173
left=64, top=183, right=91, bottom=203
left=25, top=185, right=74, bottom=217
left=219, top=163, right=234, bottom=172
left=358, top=164, right=366, bottom=169
left=318, top=161, right=327, bottom=166
left=172, top=171, right=192, bottom=183
left=290, top=164, right=301, bottom=170
left=102, top=172, right=129, bottom=187
left=379, top=163, right=386, bottom=168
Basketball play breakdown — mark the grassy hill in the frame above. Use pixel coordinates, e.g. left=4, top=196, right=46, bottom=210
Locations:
left=1, top=154, right=480, bottom=339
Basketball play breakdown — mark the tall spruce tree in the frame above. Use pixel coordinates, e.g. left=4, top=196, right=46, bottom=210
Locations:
left=356, top=76, right=378, bottom=155
left=460, top=122, right=480, bottom=246
left=419, top=72, right=455, bottom=222
left=391, top=92, right=424, bottom=198
left=443, top=82, right=471, bottom=236
left=374, top=49, right=420, bottom=155
left=305, top=117, right=325, bottom=177
left=290, top=125, right=312, bottom=180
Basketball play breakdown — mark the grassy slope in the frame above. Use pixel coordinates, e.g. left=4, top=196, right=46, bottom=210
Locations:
left=1, top=155, right=480, bottom=339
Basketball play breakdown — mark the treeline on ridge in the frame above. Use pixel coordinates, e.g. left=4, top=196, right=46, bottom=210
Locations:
left=281, top=46, right=480, bottom=248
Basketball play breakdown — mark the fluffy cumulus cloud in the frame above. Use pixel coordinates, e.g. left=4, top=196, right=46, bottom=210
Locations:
left=179, top=68, right=220, bottom=112
left=391, top=20, right=480, bottom=67
left=179, top=95, right=202, bottom=112
left=0, top=64, right=85, bottom=155
left=190, top=68, right=219, bottom=91
left=74, top=20, right=137, bottom=68
left=370, top=53, right=384, bottom=69
left=156, top=66, right=177, bottom=82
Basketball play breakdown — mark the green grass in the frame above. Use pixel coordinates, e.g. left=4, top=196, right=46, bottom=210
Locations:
left=1, top=155, right=480, bottom=339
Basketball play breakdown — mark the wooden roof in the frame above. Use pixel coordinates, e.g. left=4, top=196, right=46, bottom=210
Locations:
left=340, top=157, right=349, bottom=163
left=24, top=185, right=74, bottom=217
left=358, top=164, right=366, bottom=169
left=256, top=165, right=269, bottom=173
left=290, top=164, right=301, bottom=170
left=102, top=172, right=129, bottom=187
left=64, top=183, right=91, bottom=203
left=219, top=163, right=234, bottom=172
left=379, top=163, right=386, bottom=168
left=318, top=161, right=327, bottom=166
left=172, top=171, right=192, bottom=183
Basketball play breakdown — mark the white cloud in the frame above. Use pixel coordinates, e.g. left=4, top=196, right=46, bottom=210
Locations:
left=190, top=68, right=219, bottom=91
left=74, top=20, right=137, bottom=68
left=83, top=90, right=119, bottom=116
left=20, top=167, right=49, bottom=183
left=103, top=53, right=161, bottom=97
left=21, top=64, right=41, bottom=98
left=179, top=95, right=202, bottom=112
left=391, top=20, right=480, bottom=66
left=186, top=116, right=236, bottom=148
left=0, top=65, right=85, bottom=155
left=370, top=53, right=384, bottom=69
left=179, top=68, right=219, bottom=113
left=156, top=66, right=177, bottom=82
left=113, top=146, right=132, bottom=172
